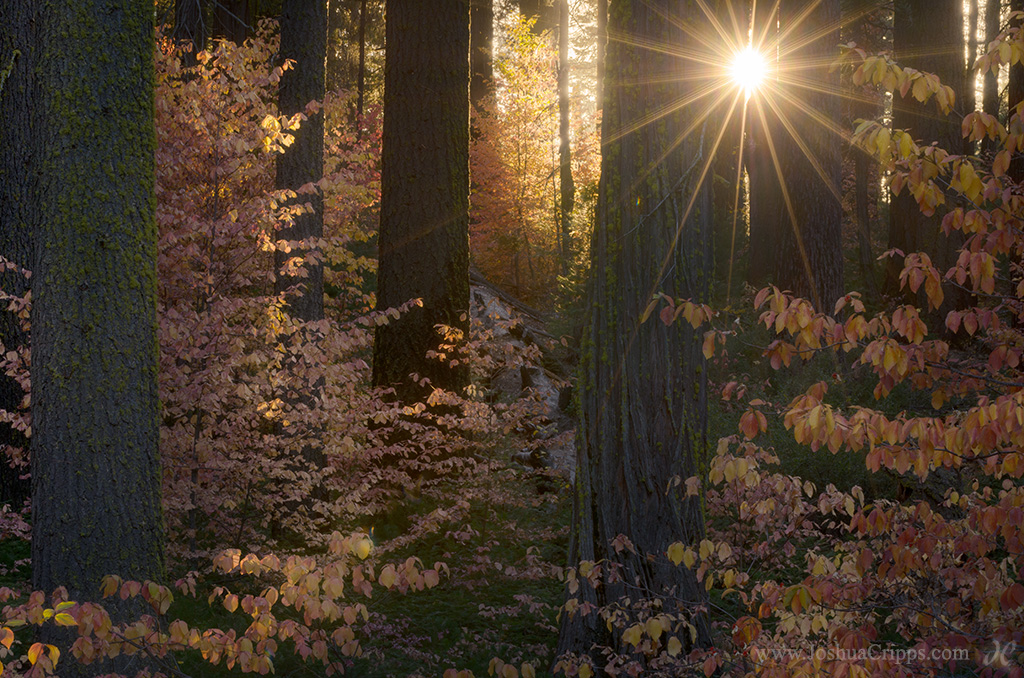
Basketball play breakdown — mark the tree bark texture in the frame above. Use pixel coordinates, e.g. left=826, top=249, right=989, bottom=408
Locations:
left=276, top=0, right=328, bottom=323
left=887, top=0, right=966, bottom=302
left=555, top=0, right=714, bottom=665
left=32, top=0, right=164, bottom=602
left=596, top=0, right=607, bottom=110
left=374, top=0, right=470, bottom=402
left=771, top=0, right=844, bottom=312
left=0, top=0, right=37, bottom=508
left=983, top=0, right=1001, bottom=140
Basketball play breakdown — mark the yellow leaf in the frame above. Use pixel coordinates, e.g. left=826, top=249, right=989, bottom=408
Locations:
left=622, top=623, right=643, bottom=647
left=224, top=594, right=239, bottom=613
left=646, top=617, right=664, bottom=642
left=667, top=542, right=685, bottom=566
left=354, top=538, right=372, bottom=560
left=28, top=642, right=43, bottom=666
left=54, top=613, right=76, bottom=627
left=521, top=663, right=536, bottom=678
left=379, top=565, right=397, bottom=589
left=667, top=635, right=682, bottom=657
left=578, top=663, right=593, bottom=678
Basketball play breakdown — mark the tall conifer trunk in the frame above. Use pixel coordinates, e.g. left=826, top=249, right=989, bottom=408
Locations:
left=556, top=0, right=714, bottom=666
left=373, top=0, right=470, bottom=403
left=32, top=0, right=163, bottom=614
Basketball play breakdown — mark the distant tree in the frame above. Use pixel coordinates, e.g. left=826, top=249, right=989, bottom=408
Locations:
left=556, top=0, right=713, bottom=666
left=519, top=0, right=556, bottom=34
left=174, top=0, right=206, bottom=66
left=557, top=0, right=574, bottom=274
left=471, top=0, right=494, bottom=112
left=31, top=0, right=163, bottom=609
left=771, top=0, right=844, bottom=311
left=887, top=0, right=966, bottom=301
left=214, top=0, right=255, bottom=43
left=373, top=0, right=470, bottom=403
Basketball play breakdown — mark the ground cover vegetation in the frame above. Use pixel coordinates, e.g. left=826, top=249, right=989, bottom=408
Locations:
left=0, top=0, right=1022, bottom=677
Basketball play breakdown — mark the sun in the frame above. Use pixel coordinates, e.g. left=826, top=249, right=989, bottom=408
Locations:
left=730, top=46, right=768, bottom=98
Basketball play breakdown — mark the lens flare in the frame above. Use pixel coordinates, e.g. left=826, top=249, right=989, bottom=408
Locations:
left=730, top=46, right=767, bottom=98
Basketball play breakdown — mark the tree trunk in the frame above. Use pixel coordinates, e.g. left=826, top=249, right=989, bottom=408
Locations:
left=966, top=0, right=979, bottom=116
left=276, top=0, right=328, bottom=323
left=557, top=0, right=574, bottom=275
left=214, top=0, right=255, bottom=44
left=519, top=0, right=557, bottom=34
left=32, top=0, right=163, bottom=611
left=769, top=0, right=844, bottom=312
left=982, top=0, right=1001, bottom=155
left=596, top=0, right=607, bottom=111
left=746, top=0, right=780, bottom=288
left=1009, top=0, right=1024, bottom=180
left=470, top=0, right=494, bottom=113
left=887, top=0, right=966, bottom=304
left=357, top=0, right=368, bottom=116
left=555, top=0, right=714, bottom=667
left=0, top=0, right=36, bottom=510
left=174, top=0, right=205, bottom=67
left=373, top=0, right=470, bottom=403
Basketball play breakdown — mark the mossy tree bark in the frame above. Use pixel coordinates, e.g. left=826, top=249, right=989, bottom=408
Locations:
left=772, top=0, right=844, bottom=312
left=887, top=0, right=966, bottom=307
left=555, top=0, right=714, bottom=666
left=373, top=0, right=470, bottom=403
left=32, top=0, right=164, bottom=609
left=0, top=0, right=37, bottom=509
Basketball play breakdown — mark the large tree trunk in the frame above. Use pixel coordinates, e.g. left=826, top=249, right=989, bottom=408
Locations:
left=373, top=0, right=470, bottom=403
left=276, top=0, right=328, bottom=323
left=771, top=0, right=844, bottom=312
left=887, top=0, right=966, bottom=304
left=0, top=0, right=36, bottom=510
left=555, top=0, right=714, bottom=667
left=32, top=0, right=163, bottom=610
left=557, top=0, right=574, bottom=275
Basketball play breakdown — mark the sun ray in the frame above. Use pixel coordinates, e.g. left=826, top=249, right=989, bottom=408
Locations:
left=639, top=0, right=741, bottom=61
left=646, top=89, right=744, bottom=295
left=751, top=95, right=822, bottom=311
left=604, top=78, right=731, bottom=146
left=759, top=89, right=845, bottom=205
left=726, top=96, right=749, bottom=308
left=607, top=28, right=733, bottom=68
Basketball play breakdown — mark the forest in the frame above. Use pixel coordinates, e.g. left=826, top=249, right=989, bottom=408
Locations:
left=0, top=0, right=1022, bottom=676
